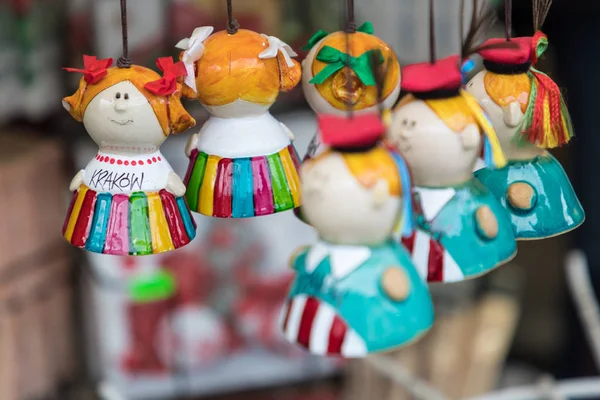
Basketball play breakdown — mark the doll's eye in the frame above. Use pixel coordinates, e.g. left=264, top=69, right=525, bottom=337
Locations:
left=124, top=93, right=129, bottom=100
left=402, top=119, right=408, bottom=126
left=411, top=120, right=417, bottom=127
left=115, top=92, right=121, bottom=99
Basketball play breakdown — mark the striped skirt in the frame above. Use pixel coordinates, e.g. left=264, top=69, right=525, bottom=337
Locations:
left=184, top=145, right=302, bottom=218
left=63, top=185, right=197, bottom=256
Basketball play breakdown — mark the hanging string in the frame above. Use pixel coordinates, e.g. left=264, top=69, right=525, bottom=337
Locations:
left=533, top=0, right=552, bottom=32
left=505, top=0, right=512, bottom=41
left=117, top=0, right=131, bottom=68
left=345, top=0, right=356, bottom=33
left=429, top=0, right=436, bottom=64
left=226, top=0, right=240, bottom=34
left=459, top=0, right=465, bottom=56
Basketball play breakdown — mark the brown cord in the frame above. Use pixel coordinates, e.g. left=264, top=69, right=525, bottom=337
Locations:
left=344, top=32, right=353, bottom=119
left=505, top=0, right=512, bottom=41
left=533, top=0, right=552, bottom=32
left=226, top=0, right=240, bottom=34
left=117, top=0, right=131, bottom=68
left=429, top=0, right=436, bottom=64
left=345, top=0, right=356, bottom=33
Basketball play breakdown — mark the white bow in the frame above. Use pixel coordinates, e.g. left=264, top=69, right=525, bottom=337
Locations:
left=175, top=26, right=214, bottom=93
left=258, top=34, right=298, bottom=68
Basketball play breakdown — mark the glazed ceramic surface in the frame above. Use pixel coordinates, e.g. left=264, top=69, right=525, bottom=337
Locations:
left=389, top=96, right=517, bottom=281
left=179, top=28, right=303, bottom=218
left=475, top=153, right=584, bottom=239
left=467, top=70, right=585, bottom=239
left=62, top=61, right=197, bottom=255
left=283, top=146, right=433, bottom=357
left=301, top=28, right=401, bottom=161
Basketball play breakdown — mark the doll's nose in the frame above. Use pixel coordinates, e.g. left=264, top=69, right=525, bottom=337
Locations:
left=113, top=100, right=128, bottom=112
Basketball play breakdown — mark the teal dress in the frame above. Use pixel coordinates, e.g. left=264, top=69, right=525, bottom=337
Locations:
left=416, top=179, right=517, bottom=280
left=282, top=240, right=434, bottom=357
left=474, top=153, right=585, bottom=239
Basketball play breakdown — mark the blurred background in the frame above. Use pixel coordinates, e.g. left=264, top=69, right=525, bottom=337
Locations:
left=1, top=0, right=600, bottom=399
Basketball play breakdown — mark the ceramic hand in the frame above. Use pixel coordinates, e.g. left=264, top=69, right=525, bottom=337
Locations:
left=507, top=182, right=536, bottom=211
left=166, top=172, right=186, bottom=197
left=381, top=267, right=410, bottom=301
left=69, top=170, right=85, bottom=192
left=185, top=133, right=199, bottom=157
left=475, top=206, right=499, bottom=239
left=280, top=122, right=295, bottom=142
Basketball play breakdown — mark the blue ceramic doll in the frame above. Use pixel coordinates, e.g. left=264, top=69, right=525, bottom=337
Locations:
left=466, top=29, right=584, bottom=239
left=388, top=55, right=517, bottom=282
left=282, top=113, right=433, bottom=357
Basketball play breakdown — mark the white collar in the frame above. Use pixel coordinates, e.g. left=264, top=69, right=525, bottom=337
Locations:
left=306, top=241, right=371, bottom=279
left=414, top=187, right=456, bottom=221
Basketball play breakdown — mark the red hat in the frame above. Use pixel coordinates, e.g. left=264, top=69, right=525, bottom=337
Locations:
left=477, top=37, right=533, bottom=65
left=401, top=55, right=462, bottom=96
left=318, top=113, right=384, bottom=150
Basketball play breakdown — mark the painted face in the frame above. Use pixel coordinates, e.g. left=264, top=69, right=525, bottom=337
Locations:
left=301, top=32, right=401, bottom=117
left=389, top=100, right=481, bottom=187
left=82, top=81, right=165, bottom=152
left=466, top=71, right=540, bottom=160
left=301, top=153, right=401, bottom=246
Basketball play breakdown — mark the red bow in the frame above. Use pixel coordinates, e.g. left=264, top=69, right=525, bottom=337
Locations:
left=144, top=57, right=187, bottom=96
left=63, top=55, right=113, bottom=84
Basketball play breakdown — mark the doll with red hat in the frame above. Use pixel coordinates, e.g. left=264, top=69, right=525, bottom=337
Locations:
left=62, top=1, right=197, bottom=256
left=467, top=0, right=584, bottom=239
left=388, top=0, right=517, bottom=282
left=281, top=112, right=433, bottom=357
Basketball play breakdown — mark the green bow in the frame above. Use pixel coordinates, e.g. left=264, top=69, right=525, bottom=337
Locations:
left=309, top=46, right=383, bottom=86
left=301, top=21, right=375, bottom=51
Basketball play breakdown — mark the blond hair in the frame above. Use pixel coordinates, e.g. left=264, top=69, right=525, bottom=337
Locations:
left=63, top=65, right=195, bottom=135
left=483, top=72, right=531, bottom=113
left=311, top=31, right=400, bottom=111
left=181, top=29, right=302, bottom=106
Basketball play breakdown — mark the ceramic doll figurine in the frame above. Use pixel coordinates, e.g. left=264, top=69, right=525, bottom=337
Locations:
left=282, top=113, right=433, bottom=357
left=466, top=34, right=584, bottom=239
left=388, top=55, right=517, bottom=282
left=301, top=22, right=401, bottom=161
left=62, top=57, right=197, bottom=255
left=178, top=27, right=303, bottom=218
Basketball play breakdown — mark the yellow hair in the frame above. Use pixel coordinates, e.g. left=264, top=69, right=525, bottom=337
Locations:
left=63, top=65, right=195, bottom=135
left=182, top=29, right=302, bottom=106
left=311, top=31, right=400, bottom=111
left=397, top=92, right=506, bottom=168
left=313, top=146, right=401, bottom=196
left=483, top=72, right=531, bottom=113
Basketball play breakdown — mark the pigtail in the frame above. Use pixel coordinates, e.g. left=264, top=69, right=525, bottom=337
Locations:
left=277, top=53, right=302, bottom=92
left=62, top=78, right=89, bottom=122
left=167, top=83, right=196, bottom=134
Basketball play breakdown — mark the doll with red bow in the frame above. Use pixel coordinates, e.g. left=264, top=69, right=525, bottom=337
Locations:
left=62, top=56, right=197, bottom=255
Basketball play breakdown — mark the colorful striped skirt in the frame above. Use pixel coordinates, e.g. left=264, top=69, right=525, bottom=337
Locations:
left=63, top=185, right=197, bottom=256
left=184, top=145, right=302, bottom=218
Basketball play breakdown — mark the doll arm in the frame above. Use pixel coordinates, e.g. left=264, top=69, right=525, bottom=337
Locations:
left=166, top=172, right=187, bottom=197
left=69, top=169, right=85, bottom=192
left=381, top=267, right=411, bottom=301
left=288, top=246, right=309, bottom=271
left=280, top=122, right=295, bottom=142
left=475, top=205, right=499, bottom=240
left=185, top=133, right=199, bottom=158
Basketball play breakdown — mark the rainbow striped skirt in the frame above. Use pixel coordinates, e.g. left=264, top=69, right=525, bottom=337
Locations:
left=63, top=185, right=197, bottom=256
left=184, top=145, right=302, bottom=218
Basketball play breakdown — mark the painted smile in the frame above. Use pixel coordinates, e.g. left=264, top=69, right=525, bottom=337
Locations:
left=111, top=119, right=133, bottom=126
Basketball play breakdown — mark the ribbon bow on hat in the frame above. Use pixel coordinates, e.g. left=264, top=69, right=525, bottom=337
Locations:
left=175, top=26, right=214, bottom=92
left=63, top=55, right=113, bottom=84
left=144, top=57, right=187, bottom=96
left=310, top=47, right=384, bottom=86
left=301, top=21, right=374, bottom=51
left=258, top=34, right=298, bottom=67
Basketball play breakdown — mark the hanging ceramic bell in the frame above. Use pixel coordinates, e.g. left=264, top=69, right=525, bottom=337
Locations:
left=62, top=56, right=197, bottom=255
left=282, top=113, right=433, bottom=357
left=466, top=0, right=584, bottom=239
left=301, top=21, right=401, bottom=160
left=388, top=55, right=517, bottom=282
left=178, top=26, right=303, bottom=218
